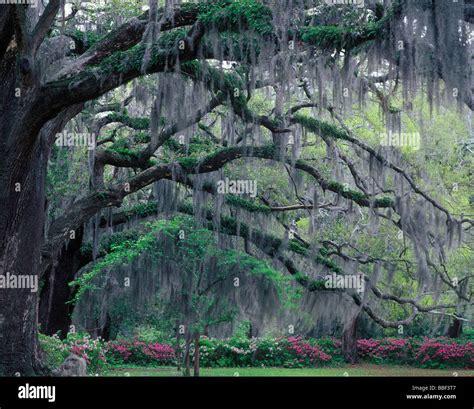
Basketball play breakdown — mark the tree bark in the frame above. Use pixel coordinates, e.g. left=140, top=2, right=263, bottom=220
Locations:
left=183, top=336, right=191, bottom=377
left=175, top=324, right=181, bottom=371
left=447, top=319, right=463, bottom=338
left=0, top=73, right=82, bottom=373
left=341, top=313, right=359, bottom=364
left=448, top=280, right=469, bottom=338
left=38, top=226, right=86, bottom=337
left=0, top=130, right=49, bottom=375
left=193, top=333, right=200, bottom=377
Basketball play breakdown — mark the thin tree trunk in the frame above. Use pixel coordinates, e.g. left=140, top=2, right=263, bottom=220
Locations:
left=193, top=333, right=200, bottom=377
left=183, top=336, right=191, bottom=377
left=176, top=324, right=181, bottom=371
left=448, top=280, right=469, bottom=338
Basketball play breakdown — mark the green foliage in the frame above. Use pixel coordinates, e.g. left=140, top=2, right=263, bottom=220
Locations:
left=199, top=335, right=333, bottom=368
left=98, top=28, right=189, bottom=74
left=293, top=114, right=351, bottom=142
left=81, top=229, right=141, bottom=258
left=66, top=30, right=102, bottom=51
left=133, top=325, right=171, bottom=344
left=167, top=136, right=217, bottom=159
left=39, top=332, right=107, bottom=374
left=224, top=195, right=271, bottom=213
left=292, top=272, right=327, bottom=292
left=112, top=147, right=140, bottom=160
left=40, top=333, right=474, bottom=371
left=176, top=156, right=200, bottom=169
left=181, top=60, right=246, bottom=98
left=326, top=181, right=366, bottom=202
left=124, top=202, right=159, bottom=219
left=38, top=333, right=70, bottom=370
left=301, top=25, right=360, bottom=50
left=107, top=113, right=150, bottom=130
left=133, top=131, right=150, bottom=144
left=198, top=0, right=273, bottom=36
left=300, top=2, right=397, bottom=50
left=71, top=216, right=294, bottom=314
left=71, top=222, right=160, bottom=302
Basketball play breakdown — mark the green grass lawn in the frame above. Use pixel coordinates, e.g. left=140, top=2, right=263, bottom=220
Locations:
left=104, top=365, right=473, bottom=377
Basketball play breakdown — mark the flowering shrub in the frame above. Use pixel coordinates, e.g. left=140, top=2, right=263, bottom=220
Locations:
left=198, top=336, right=331, bottom=368
left=286, top=336, right=332, bottom=366
left=414, top=339, right=474, bottom=369
left=199, top=336, right=255, bottom=367
left=357, top=337, right=474, bottom=369
left=39, top=332, right=106, bottom=374
left=105, top=340, right=176, bottom=367
left=39, top=333, right=70, bottom=369
left=251, top=337, right=294, bottom=367
left=40, top=333, right=473, bottom=371
left=313, top=337, right=344, bottom=363
left=357, top=338, right=411, bottom=363
left=64, top=333, right=107, bottom=373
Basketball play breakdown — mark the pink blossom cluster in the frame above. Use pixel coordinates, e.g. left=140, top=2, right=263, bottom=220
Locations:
left=70, top=345, right=91, bottom=364
left=105, top=340, right=175, bottom=364
left=357, top=337, right=409, bottom=359
left=356, top=337, right=473, bottom=367
left=69, top=339, right=106, bottom=365
left=106, top=343, right=132, bottom=361
left=415, top=339, right=474, bottom=364
left=142, top=343, right=176, bottom=362
left=287, top=336, right=332, bottom=363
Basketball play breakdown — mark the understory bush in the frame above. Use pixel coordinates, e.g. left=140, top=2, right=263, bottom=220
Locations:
left=357, top=337, right=474, bottom=369
left=39, top=332, right=106, bottom=374
left=39, top=334, right=474, bottom=371
left=198, top=336, right=332, bottom=368
left=105, top=340, right=176, bottom=367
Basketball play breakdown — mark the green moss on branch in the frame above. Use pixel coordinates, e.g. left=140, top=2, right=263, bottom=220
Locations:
left=224, top=195, right=271, bottom=213
left=107, top=113, right=150, bottom=130
left=197, top=0, right=273, bottom=36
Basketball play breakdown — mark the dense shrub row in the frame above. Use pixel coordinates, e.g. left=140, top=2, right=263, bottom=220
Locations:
left=356, top=337, right=474, bottom=368
left=198, top=336, right=473, bottom=369
left=106, top=340, right=175, bottom=367
left=198, top=336, right=332, bottom=368
left=39, top=333, right=474, bottom=373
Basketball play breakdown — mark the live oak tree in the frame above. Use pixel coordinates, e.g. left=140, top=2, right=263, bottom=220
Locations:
left=0, top=0, right=472, bottom=374
left=1, top=0, right=243, bottom=376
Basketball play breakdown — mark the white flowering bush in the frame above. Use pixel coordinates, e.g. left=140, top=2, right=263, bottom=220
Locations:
left=39, top=332, right=106, bottom=374
left=39, top=333, right=70, bottom=370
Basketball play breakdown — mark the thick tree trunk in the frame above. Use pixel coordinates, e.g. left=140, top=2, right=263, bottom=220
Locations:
left=448, top=319, right=463, bottom=338
left=0, top=135, right=49, bottom=375
left=193, top=333, right=200, bottom=377
left=342, top=314, right=359, bottom=364
left=0, top=79, right=82, bottom=373
left=38, top=227, right=85, bottom=337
